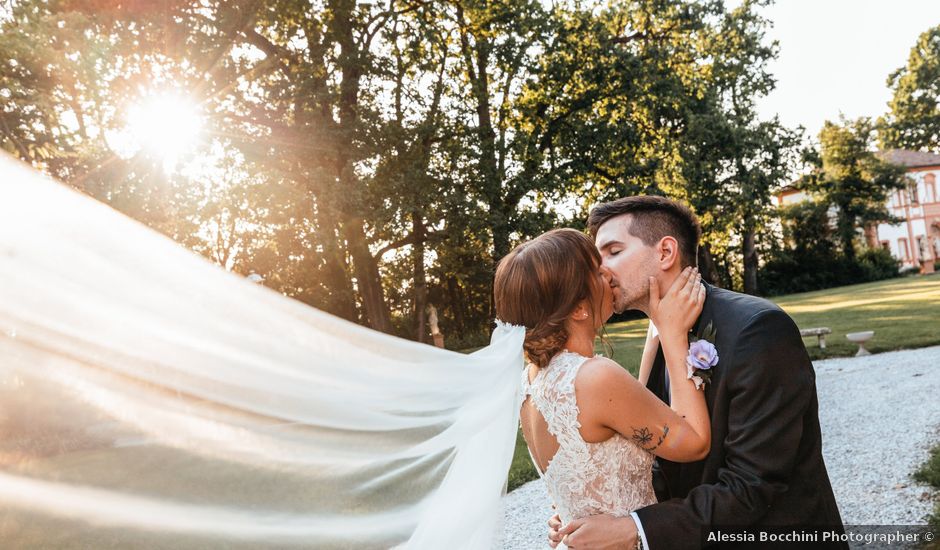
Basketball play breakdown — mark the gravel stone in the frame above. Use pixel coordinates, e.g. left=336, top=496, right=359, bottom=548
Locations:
left=497, top=345, right=940, bottom=548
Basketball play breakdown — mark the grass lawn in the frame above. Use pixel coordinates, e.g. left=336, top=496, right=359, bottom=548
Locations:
left=507, top=273, right=940, bottom=491
left=772, top=274, right=940, bottom=360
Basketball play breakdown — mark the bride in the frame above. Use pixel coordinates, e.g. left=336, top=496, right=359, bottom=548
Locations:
left=494, top=228, right=709, bottom=548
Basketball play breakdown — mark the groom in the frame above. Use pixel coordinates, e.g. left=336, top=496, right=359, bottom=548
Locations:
left=549, top=196, right=846, bottom=549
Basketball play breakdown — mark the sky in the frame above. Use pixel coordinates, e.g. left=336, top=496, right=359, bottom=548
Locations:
left=753, top=0, right=940, bottom=140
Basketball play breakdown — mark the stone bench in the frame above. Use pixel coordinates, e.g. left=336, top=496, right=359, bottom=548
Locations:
left=800, top=327, right=832, bottom=349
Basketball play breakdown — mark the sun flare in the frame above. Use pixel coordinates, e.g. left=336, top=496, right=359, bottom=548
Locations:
left=111, top=93, right=204, bottom=172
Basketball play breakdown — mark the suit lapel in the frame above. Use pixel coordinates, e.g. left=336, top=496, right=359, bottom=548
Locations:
left=690, top=282, right=715, bottom=338
left=647, top=346, right=667, bottom=402
left=693, top=283, right=720, bottom=406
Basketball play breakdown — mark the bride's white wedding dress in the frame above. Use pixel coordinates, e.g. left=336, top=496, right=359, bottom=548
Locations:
left=521, top=351, right=656, bottom=525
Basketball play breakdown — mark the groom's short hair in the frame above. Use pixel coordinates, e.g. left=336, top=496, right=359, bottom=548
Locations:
left=587, top=195, right=701, bottom=268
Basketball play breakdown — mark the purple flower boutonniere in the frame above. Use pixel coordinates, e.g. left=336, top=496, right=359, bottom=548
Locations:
left=687, top=321, right=718, bottom=390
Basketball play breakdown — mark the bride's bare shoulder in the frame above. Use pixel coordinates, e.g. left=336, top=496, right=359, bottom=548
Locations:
left=574, top=357, right=646, bottom=437
left=575, top=356, right=640, bottom=392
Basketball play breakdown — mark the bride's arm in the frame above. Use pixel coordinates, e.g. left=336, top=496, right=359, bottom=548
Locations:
left=649, top=268, right=710, bottom=459
left=576, top=268, right=710, bottom=463
left=637, top=321, right=659, bottom=386
left=577, top=356, right=709, bottom=463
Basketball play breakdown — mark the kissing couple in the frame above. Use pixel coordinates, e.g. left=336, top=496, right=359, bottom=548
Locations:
left=495, top=195, right=846, bottom=549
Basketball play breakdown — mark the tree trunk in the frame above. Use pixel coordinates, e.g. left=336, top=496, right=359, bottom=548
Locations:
left=413, top=213, right=428, bottom=342
left=343, top=219, right=392, bottom=332
left=313, top=196, right=358, bottom=321
left=332, top=0, right=391, bottom=332
left=837, top=206, right=857, bottom=260
left=742, top=227, right=759, bottom=295
left=490, top=204, right=512, bottom=262
left=697, top=242, right=721, bottom=287
left=447, top=277, right=465, bottom=333
left=455, top=8, right=507, bottom=276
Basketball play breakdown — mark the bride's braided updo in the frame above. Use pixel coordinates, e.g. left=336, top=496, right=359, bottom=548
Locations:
left=494, top=228, right=604, bottom=369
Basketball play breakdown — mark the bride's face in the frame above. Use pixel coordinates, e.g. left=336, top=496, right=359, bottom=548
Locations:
left=593, top=265, right=615, bottom=326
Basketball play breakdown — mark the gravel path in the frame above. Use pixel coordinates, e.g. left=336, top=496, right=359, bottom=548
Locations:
left=497, top=345, right=940, bottom=548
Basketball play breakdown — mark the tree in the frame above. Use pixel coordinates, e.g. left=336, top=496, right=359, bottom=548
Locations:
left=1, top=0, right=810, bottom=340
left=881, top=25, right=940, bottom=152
left=804, top=117, right=907, bottom=260
left=675, top=0, right=800, bottom=294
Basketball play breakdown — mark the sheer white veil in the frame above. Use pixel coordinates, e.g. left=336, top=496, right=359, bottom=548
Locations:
left=0, top=154, right=526, bottom=548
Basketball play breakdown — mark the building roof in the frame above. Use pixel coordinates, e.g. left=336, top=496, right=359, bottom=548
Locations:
left=878, top=149, right=940, bottom=168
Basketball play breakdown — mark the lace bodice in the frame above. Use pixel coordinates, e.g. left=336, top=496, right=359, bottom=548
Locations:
left=520, top=351, right=656, bottom=525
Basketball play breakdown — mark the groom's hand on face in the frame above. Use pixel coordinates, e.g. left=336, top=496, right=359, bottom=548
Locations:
left=555, top=514, right=638, bottom=550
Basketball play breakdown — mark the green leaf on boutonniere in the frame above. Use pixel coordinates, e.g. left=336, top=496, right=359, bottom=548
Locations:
left=690, top=320, right=717, bottom=343
left=695, top=368, right=713, bottom=386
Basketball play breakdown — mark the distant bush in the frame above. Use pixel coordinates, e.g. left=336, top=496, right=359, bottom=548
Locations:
left=857, top=248, right=901, bottom=280
left=759, top=248, right=900, bottom=296
left=760, top=200, right=903, bottom=296
left=445, top=330, right=491, bottom=352
left=610, top=309, right=647, bottom=324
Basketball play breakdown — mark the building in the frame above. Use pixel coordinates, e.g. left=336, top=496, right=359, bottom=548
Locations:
left=876, top=150, right=940, bottom=270
left=775, top=149, right=940, bottom=271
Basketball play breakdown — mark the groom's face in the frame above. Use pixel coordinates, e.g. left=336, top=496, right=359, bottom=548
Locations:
left=594, top=214, right=658, bottom=313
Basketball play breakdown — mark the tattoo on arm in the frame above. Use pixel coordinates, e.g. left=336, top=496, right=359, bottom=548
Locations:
left=631, top=424, right=669, bottom=453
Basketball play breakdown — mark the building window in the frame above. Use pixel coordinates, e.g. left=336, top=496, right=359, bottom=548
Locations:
left=926, top=173, right=937, bottom=203
left=909, top=182, right=920, bottom=205
left=899, top=238, right=910, bottom=261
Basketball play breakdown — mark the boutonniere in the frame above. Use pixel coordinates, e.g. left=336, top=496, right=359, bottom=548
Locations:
left=687, top=321, right=718, bottom=390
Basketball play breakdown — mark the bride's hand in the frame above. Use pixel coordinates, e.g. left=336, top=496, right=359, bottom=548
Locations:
left=648, top=267, right=705, bottom=344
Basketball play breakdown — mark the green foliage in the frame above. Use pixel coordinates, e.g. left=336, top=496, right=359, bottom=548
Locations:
left=0, top=0, right=830, bottom=339
left=913, top=443, right=940, bottom=530
left=881, top=25, right=940, bottom=151
left=507, top=429, right=540, bottom=492
left=914, top=445, right=940, bottom=489
left=800, top=117, right=907, bottom=261
left=758, top=247, right=900, bottom=297
left=759, top=252, right=845, bottom=296
left=856, top=247, right=902, bottom=280
left=759, top=201, right=900, bottom=296
left=668, top=0, right=800, bottom=294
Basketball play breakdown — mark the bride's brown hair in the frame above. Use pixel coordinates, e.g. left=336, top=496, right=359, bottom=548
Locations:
left=494, top=228, right=605, bottom=369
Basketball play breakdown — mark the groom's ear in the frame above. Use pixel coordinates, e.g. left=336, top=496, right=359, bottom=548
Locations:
left=656, top=236, right=681, bottom=272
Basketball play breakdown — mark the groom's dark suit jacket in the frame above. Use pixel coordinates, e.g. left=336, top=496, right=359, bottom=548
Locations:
left=634, top=284, right=847, bottom=549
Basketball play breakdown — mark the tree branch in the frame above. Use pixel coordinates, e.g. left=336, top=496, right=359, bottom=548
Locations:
left=376, top=229, right=441, bottom=258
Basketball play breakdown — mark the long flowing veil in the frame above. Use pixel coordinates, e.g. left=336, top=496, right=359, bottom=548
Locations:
left=0, top=154, right=526, bottom=549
